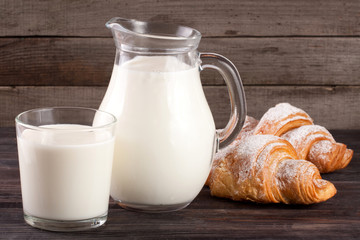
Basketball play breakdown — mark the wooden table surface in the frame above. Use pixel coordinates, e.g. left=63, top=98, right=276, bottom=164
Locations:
left=0, top=128, right=359, bottom=239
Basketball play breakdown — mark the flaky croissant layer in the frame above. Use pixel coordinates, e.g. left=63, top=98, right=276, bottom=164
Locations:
left=208, top=135, right=336, bottom=204
left=255, top=103, right=353, bottom=173
left=281, top=125, right=353, bottom=173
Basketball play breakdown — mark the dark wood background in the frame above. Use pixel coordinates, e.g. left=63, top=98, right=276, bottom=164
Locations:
left=0, top=2, right=359, bottom=239
left=1, top=0, right=359, bottom=129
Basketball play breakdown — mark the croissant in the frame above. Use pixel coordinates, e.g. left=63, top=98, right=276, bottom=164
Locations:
left=208, top=134, right=337, bottom=204
left=205, top=116, right=259, bottom=186
left=281, top=125, right=353, bottom=173
left=254, top=103, right=353, bottom=173
left=253, top=102, right=313, bottom=136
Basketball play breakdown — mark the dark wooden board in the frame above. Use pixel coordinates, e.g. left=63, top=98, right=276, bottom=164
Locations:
left=1, top=86, right=359, bottom=129
left=1, top=0, right=359, bottom=37
left=0, top=128, right=359, bottom=239
left=1, top=37, right=359, bottom=86
left=0, top=1, right=359, bottom=236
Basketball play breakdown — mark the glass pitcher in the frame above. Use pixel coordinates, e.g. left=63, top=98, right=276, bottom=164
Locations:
left=98, top=17, right=246, bottom=212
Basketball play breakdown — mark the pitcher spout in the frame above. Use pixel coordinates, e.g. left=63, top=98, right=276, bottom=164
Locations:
left=105, top=17, right=201, bottom=53
left=106, top=17, right=136, bottom=32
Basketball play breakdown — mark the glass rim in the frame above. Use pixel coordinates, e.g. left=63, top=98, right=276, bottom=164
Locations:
left=15, top=106, right=117, bottom=131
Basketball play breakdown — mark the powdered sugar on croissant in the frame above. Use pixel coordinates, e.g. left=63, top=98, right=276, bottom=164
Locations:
left=254, top=103, right=313, bottom=136
left=282, top=125, right=353, bottom=173
left=208, top=135, right=336, bottom=204
left=205, top=116, right=258, bottom=186
left=206, top=103, right=351, bottom=204
left=255, top=103, right=353, bottom=173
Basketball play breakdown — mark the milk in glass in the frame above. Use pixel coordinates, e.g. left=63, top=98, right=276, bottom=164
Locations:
left=17, top=124, right=115, bottom=220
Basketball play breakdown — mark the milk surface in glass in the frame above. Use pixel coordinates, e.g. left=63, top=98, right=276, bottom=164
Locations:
left=17, top=124, right=115, bottom=221
left=99, top=56, right=216, bottom=206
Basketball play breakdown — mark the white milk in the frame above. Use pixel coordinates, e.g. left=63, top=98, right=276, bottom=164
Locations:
left=98, top=56, right=216, bottom=205
left=17, top=124, right=115, bottom=221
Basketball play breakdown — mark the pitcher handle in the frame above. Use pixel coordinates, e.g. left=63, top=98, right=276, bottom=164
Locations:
left=200, top=53, right=247, bottom=150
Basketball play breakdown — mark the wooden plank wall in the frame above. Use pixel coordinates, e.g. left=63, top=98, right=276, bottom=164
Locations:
left=0, top=0, right=359, bottom=129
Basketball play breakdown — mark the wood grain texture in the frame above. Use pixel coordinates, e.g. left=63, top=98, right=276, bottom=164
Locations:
left=0, top=128, right=359, bottom=239
left=1, top=37, right=359, bottom=86
left=1, top=86, right=359, bottom=129
left=0, top=0, right=358, bottom=238
left=1, top=0, right=359, bottom=37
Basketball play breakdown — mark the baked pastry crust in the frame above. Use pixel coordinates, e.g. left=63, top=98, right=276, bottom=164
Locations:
left=255, top=103, right=353, bottom=173
left=253, top=103, right=313, bottom=136
left=208, top=135, right=337, bottom=204
left=282, top=125, right=353, bottom=173
left=207, top=103, right=352, bottom=204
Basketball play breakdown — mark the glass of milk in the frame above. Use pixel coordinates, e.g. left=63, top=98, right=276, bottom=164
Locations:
left=98, top=18, right=247, bottom=212
left=15, top=107, right=117, bottom=231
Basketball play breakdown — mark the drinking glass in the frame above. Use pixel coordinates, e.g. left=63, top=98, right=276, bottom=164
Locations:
left=15, top=107, right=116, bottom=231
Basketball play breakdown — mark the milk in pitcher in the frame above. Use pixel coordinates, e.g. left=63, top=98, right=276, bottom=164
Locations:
left=98, top=56, right=216, bottom=207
